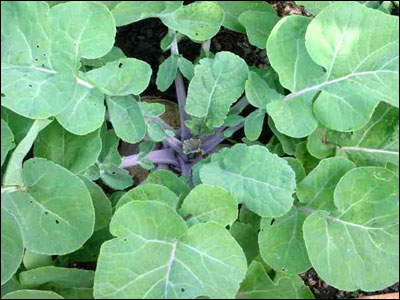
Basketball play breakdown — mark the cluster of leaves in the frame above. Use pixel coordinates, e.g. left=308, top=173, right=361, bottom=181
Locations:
left=1, top=1, right=399, bottom=299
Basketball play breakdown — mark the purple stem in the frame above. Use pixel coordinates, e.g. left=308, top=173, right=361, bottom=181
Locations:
left=201, top=120, right=245, bottom=154
left=151, top=117, right=179, bottom=138
left=165, top=136, right=185, bottom=158
left=171, top=34, right=191, bottom=141
left=178, top=156, right=192, bottom=178
left=121, top=148, right=179, bottom=169
left=231, top=96, right=249, bottom=115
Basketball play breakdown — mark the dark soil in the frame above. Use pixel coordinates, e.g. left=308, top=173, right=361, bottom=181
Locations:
left=113, top=1, right=399, bottom=299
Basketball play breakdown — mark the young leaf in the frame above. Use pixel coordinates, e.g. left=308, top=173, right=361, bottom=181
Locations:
left=230, top=222, right=259, bottom=265
left=161, top=1, right=224, bottom=42
left=106, top=96, right=146, bottom=144
left=186, top=52, right=249, bottom=128
left=85, top=58, right=152, bottom=96
left=1, top=119, right=15, bottom=167
left=147, top=120, right=167, bottom=142
left=156, top=54, right=179, bottom=92
left=81, top=46, right=126, bottom=68
left=139, top=102, right=166, bottom=118
left=303, top=167, right=399, bottom=291
left=238, top=11, right=280, bottom=49
left=268, top=117, right=302, bottom=156
left=112, top=1, right=184, bottom=26
left=34, top=121, right=102, bottom=174
left=99, top=164, right=133, bottom=191
left=79, top=176, right=112, bottom=232
left=215, top=1, right=275, bottom=33
left=283, top=157, right=306, bottom=183
left=23, top=251, right=53, bottom=271
left=56, top=85, right=105, bottom=136
left=245, top=71, right=283, bottom=109
left=307, top=126, right=336, bottom=159
left=1, top=209, right=24, bottom=285
left=259, top=208, right=311, bottom=274
left=2, top=290, right=64, bottom=299
left=200, top=144, right=296, bottom=218
left=237, top=261, right=314, bottom=299
left=179, top=184, right=238, bottom=227
left=244, top=109, right=265, bottom=142
left=146, top=170, right=191, bottom=201
left=297, top=158, right=356, bottom=211
left=178, top=56, right=195, bottom=81
left=94, top=201, right=247, bottom=299
left=2, top=158, right=95, bottom=255
left=116, top=184, right=179, bottom=210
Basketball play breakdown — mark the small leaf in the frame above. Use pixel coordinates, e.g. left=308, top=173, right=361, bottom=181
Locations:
left=179, top=184, right=238, bottom=227
left=139, top=102, right=166, bottom=118
left=230, top=222, right=259, bottom=265
left=156, top=54, right=179, bottom=92
left=161, top=1, right=224, bottom=41
left=146, top=170, right=190, bottom=201
left=116, top=184, right=179, bottom=210
left=244, top=109, right=265, bottom=142
left=86, top=58, right=152, bottom=96
left=99, top=164, right=133, bottom=191
left=178, top=56, right=195, bottom=80
left=147, top=120, right=166, bottom=142
left=23, top=251, right=53, bottom=270
left=245, top=71, right=283, bottom=109
left=283, top=157, right=306, bottom=183
left=107, top=96, right=146, bottom=144
left=1, top=119, right=15, bottom=167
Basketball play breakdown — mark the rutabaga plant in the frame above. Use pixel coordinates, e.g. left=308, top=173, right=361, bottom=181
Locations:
left=0, top=1, right=399, bottom=299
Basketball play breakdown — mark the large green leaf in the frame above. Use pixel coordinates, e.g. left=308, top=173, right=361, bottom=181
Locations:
left=161, top=1, right=224, bottom=41
left=106, top=96, right=146, bottom=144
left=116, top=184, right=179, bottom=210
left=1, top=119, right=15, bottom=167
left=94, top=201, right=247, bottom=299
left=1, top=1, right=116, bottom=119
left=238, top=11, right=280, bottom=49
left=146, top=170, right=191, bottom=201
left=1, top=209, right=24, bottom=285
left=200, top=144, right=296, bottom=218
left=302, top=167, right=399, bottom=291
left=34, top=121, right=102, bottom=174
left=2, top=158, right=95, bottom=255
left=237, top=261, right=314, bottom=299
left=156, top=54, right=179, bottom=92
left=297, top=158, right=356, bottom=210
left=259, top=208, right=311, bottom=274
left=215, top=1, right=275, bottom=33
left=185, top=52, right=248, bottom=128
left=0, top=108, right=34, bottom=145
left=112, top=1, right=183, bottom=26
left=85, top=58, right=152, bottom=96
left=179, top=184, right=238, bottom=227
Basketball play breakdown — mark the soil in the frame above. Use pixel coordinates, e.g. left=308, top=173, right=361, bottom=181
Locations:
left=113, top=1, right=399, bottom=299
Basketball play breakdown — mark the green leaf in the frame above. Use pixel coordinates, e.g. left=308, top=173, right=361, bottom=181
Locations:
left=94, top=201, right=247, bottom=299
left=295, top=1, right=332, bottom=14
left=178, top=56, right=195, bottom=81
left=116, top=184, right=179, bottom=210
left=56, top=85, right=105, bottom=136
left=85, top=58, right=152, bottom=96
left=259, top=208, right=311, bottom=274
left=307, top=126, right=336, bottom=159
left=239, top=206, right=261, bottom=231
left=238, top=11, right=280, bottom=49
left=2, top=290, right=64, bottom=299
left=303, top=167, right=399, bottom=291
left=147, top=121, right=167, bottom=142
left=99, top=164, right=133, bottom=191
left=283, top=157, right=306, bottom=183
left=3, top=120, right=53, bottom=187
left=244, top=110, right=265, bottom=142
left=106, top=96, right=146, bottom=144
left=112, top=1, right=183, bottom=26
left=161, top=1, right=224, bottom=41
left=81, top=46, right=126, bottom=68
left=295, top=141, right=320, bottom=174
left=2, top=158, right=95, bottom=255
left=200, top=144, right=296, bottom=218
left=157, top=54, right=179, bottom=92
left=1, top=277, right=23, bottom=298
left=23, top=251, right=53, bottom=270
left=99, top=127, right=121, bottom=166
left=237, top=261, right=314, bottom=299
left=146, top=170, right=191, bottom=201
left=215, top=1, right=275, bottom=33
left=186, top=52, right=248, bottom=128
left=34, top=121, right=102, bottom=174
left=1, top=209, right=23, bottom=285
left=297, top=158, right=356, bottom=210
left=337, top=103, right=399, bottom=167
left=1, top=119, right=15, bottom=167
left=245, top=71, right=283, bottom=109
left=18, top=266, right=94, bottom=298
left=268, top=117, right=302, bottom=156
left=1, top=108, right=34, bottom=145
left=79, top=176, right=112, bottom=232
left=139, top=102, right=166, bottom=118
left=179, top=184, right=238, bottom=227
left=230, top=222, right=259, bottom=265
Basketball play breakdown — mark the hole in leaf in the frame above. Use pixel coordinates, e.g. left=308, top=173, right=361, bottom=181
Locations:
left=29, top=201, right=33, bottom=204
left=1, top=93, right=5, bottom=97
left=34, top=58, right=39, bottom=62
left=29, top=84, right=33, bottom=88
left=44, top=212, right=49, bottom=215
left=281, top=268, right=286, bottom=272
left=118, top=63, right=123, bottom=68
left=181, top=288, right=185, bottom=293
left=123, top=238, right=127, bottom=242
left=55, top=220, right=60, bottom=224
left=36, top=44, right=40, bottom=48
left=270, top=219, right=276, bottom=226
